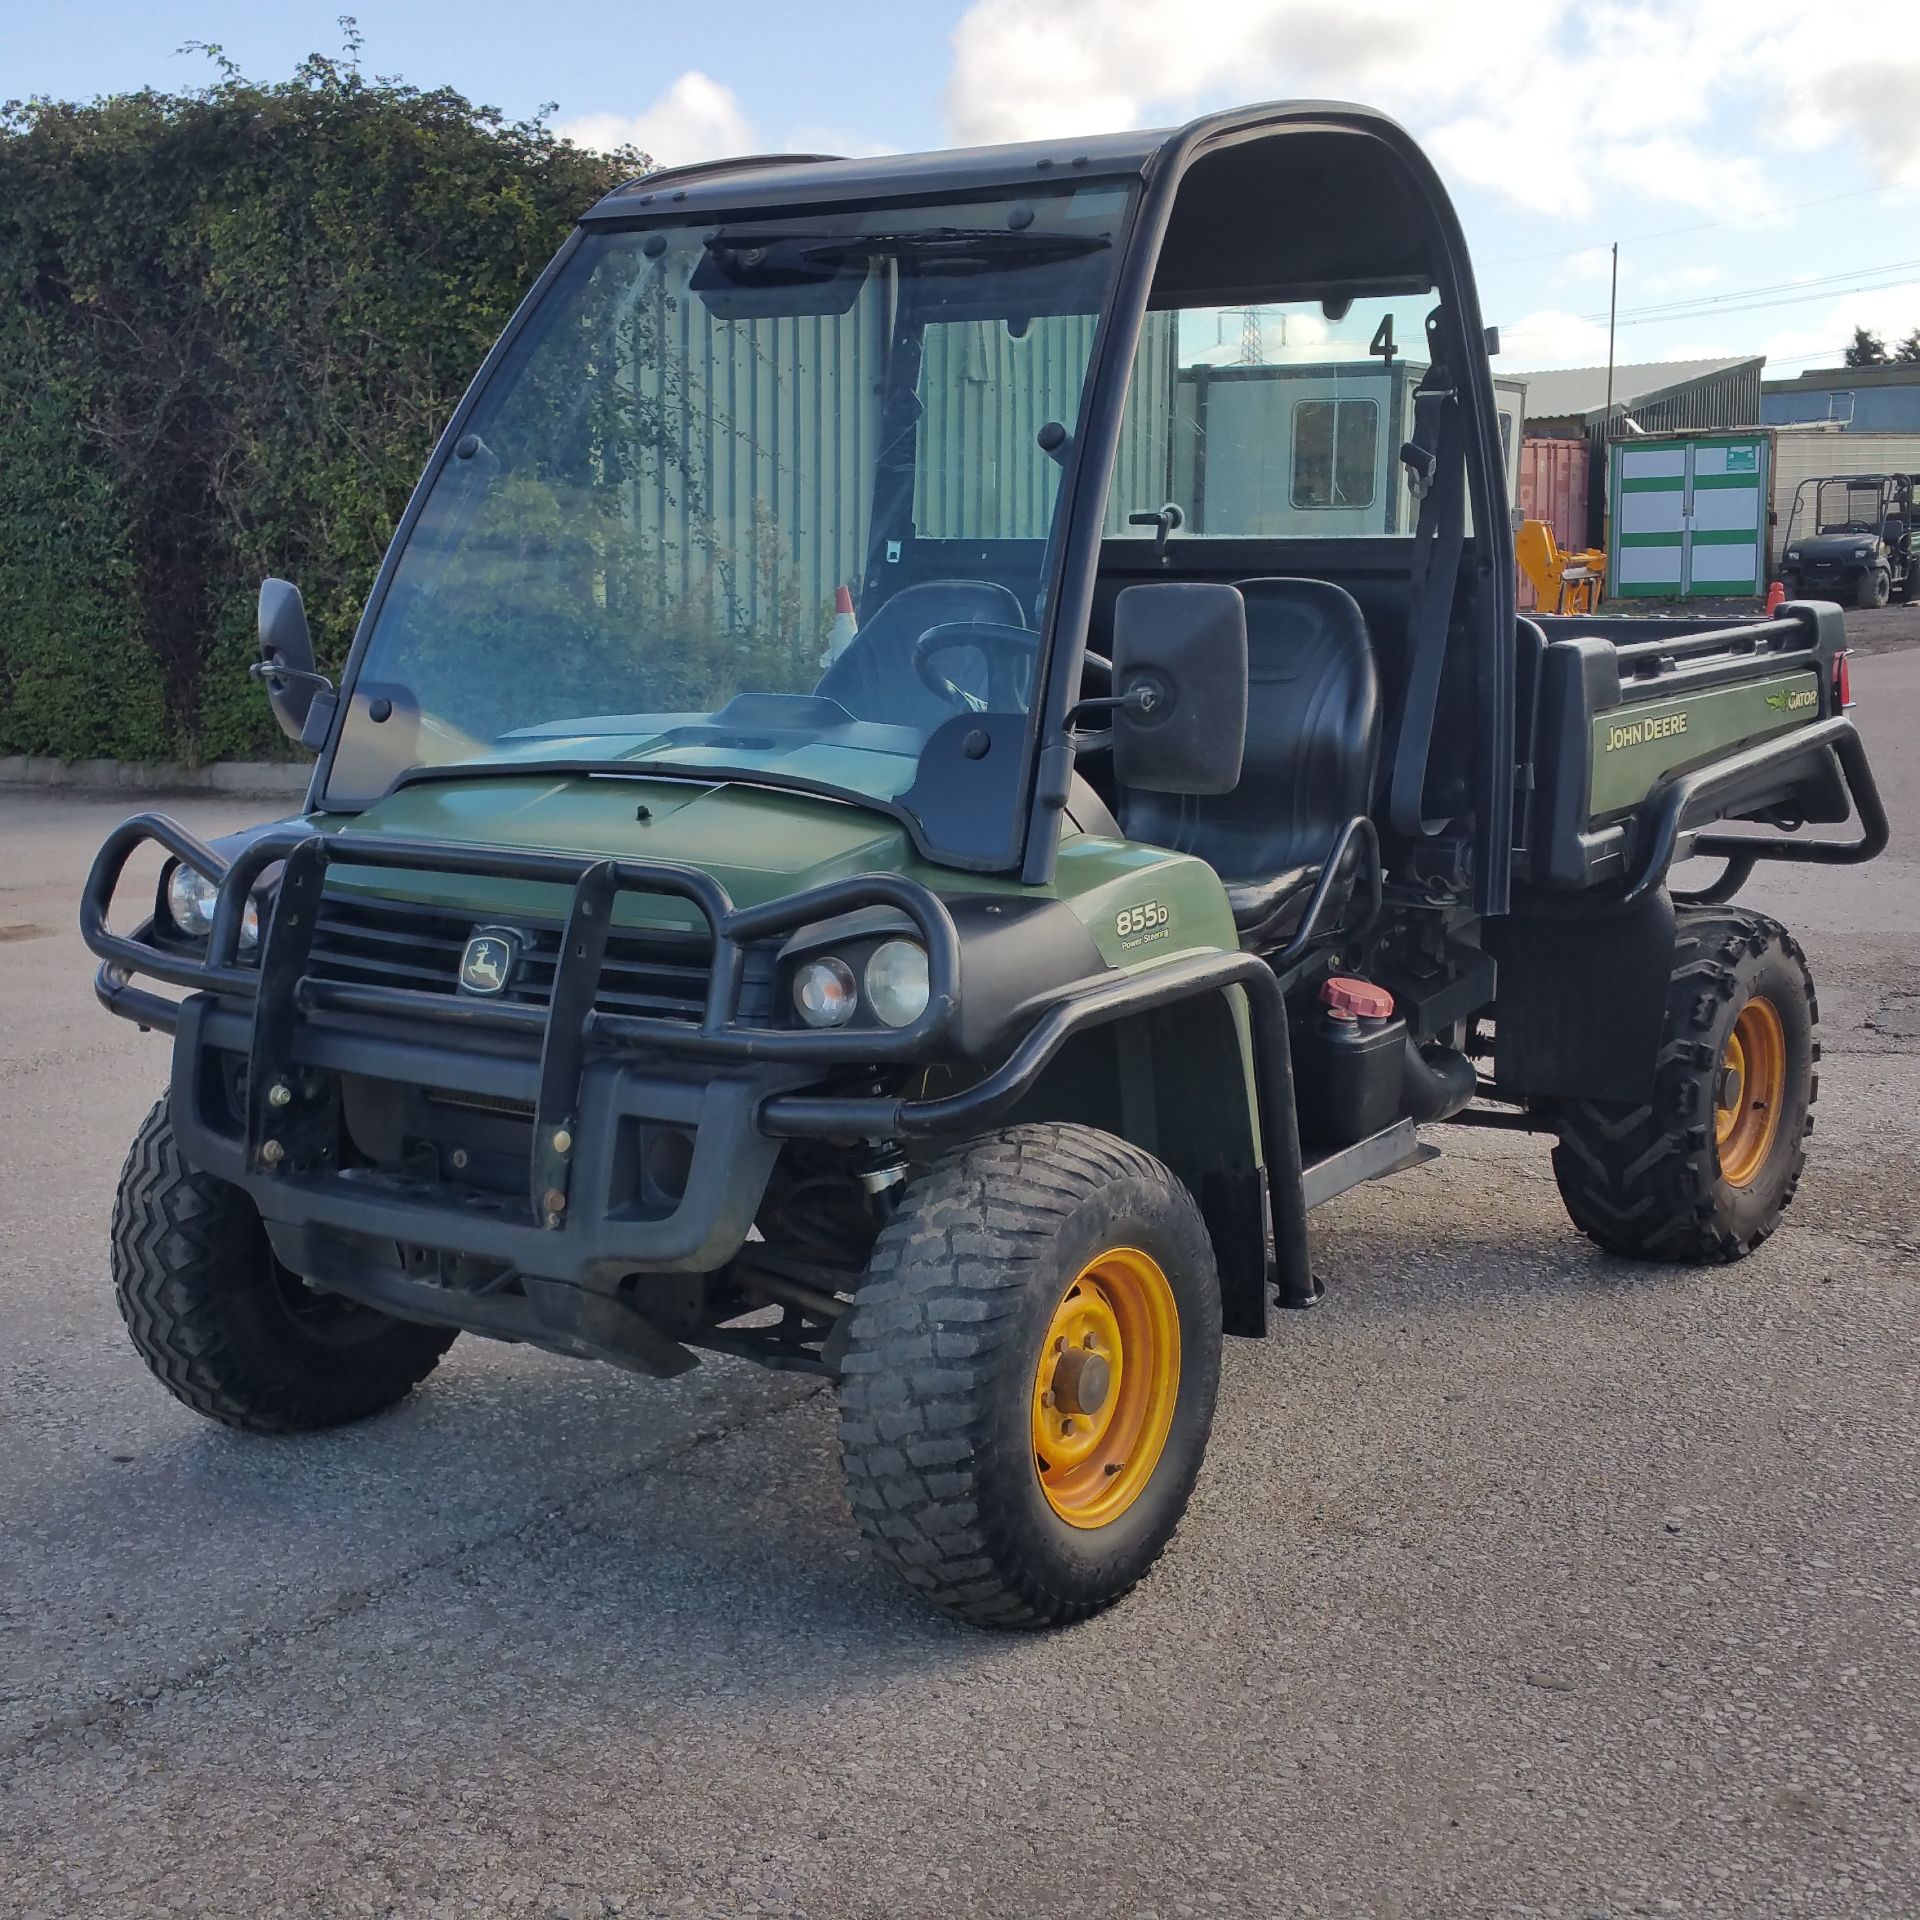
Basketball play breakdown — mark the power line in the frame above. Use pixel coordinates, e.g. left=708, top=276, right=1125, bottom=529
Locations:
left=1591, top=256, right=1920, bottom=326
left=1481, top=178, right=1920, bottom=270
left=1499, top=263, right=1920, bottom=344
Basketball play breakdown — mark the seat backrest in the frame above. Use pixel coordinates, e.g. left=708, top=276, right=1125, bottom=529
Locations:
left=814, top=578, right=1027, bottom=729
left=1119, top=577, right=1380, bottom=881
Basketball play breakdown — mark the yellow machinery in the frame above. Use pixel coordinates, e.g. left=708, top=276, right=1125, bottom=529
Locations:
left=1517, top=518, right=1606, bottom=615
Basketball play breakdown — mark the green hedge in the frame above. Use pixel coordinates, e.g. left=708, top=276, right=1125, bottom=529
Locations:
left=0, top=35, right=637, bottom=762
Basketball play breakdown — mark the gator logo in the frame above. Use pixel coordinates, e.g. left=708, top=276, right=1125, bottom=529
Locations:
left=459, top=927, right=521, bottom=996
left=1765, top=688, right=1818, bottom=713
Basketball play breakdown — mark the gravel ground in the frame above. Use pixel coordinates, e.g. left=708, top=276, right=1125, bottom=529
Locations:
left=1, top=643, right=1915, bottom=1919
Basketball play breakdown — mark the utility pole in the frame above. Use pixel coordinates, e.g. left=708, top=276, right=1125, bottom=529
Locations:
left=1604, top=241, right=1618, bottom=427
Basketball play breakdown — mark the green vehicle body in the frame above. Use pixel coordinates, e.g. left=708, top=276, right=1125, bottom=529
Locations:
left=320, top=771, right=1238, bottom=967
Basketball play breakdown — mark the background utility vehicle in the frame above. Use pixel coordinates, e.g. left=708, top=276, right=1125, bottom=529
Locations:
left=85, top=104, right=1887, bottom=1629
left=1780, top=472, right=1916, bottom=608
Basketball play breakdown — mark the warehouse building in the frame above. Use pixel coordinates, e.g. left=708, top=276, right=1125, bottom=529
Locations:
left=1762, top=363, right=1920, bottom=433
left=1521, top=356, right=1765, bottom=441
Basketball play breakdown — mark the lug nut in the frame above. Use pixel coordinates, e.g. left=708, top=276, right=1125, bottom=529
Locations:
left=267, top=1083, right=292, bottom=1109
left=260, top=1139, right=285, bottom=1166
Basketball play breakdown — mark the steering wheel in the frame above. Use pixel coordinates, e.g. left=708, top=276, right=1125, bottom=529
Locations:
left=911, top=620, right=1040, bottom=710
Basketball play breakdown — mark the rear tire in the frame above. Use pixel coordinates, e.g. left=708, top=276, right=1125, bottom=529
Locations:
left=1855, top=566, right=1890, bottom=610
left=1547, top=911, right=1818, bottom=1264
left=837, top=1124, right=1223, bottom=1629
left=112, top=1096, right=456, bottom=1432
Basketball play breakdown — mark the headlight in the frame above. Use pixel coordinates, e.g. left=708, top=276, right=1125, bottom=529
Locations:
left=1785, top=548, right=1800, bottom=561
left=165, top=863, right=217, bottom=936
left=792, top=954, right=857, bottom=1028
left=864, top=939, right=930, bottom=1028
left=163, top=863, right=258, bottom=948
left=1855, top=544, right=1872, bottom=558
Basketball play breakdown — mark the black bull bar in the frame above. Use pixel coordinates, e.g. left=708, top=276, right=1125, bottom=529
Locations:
left=80, top=815, right=1313, bottom=1305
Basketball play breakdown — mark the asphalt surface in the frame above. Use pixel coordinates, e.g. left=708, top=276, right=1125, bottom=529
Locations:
left=2, top=633, right=1916, bottom=1918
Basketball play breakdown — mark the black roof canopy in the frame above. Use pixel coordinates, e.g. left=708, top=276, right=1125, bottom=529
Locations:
left=579, top=103, right=1441, bottom=305
left=582, top=126, right=1167, bottom=221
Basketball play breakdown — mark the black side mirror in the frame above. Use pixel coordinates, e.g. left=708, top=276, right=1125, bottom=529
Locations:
left=253, top=577, right=334, bottom=747
left=1110, top=582, right=1247, bottom=795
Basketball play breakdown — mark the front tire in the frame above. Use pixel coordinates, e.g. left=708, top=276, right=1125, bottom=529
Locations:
left=1548, top=911, right=1818, bottom=1263
left=1856, top=566, right=1890, bottom=610
left=838, top=1125, right=1223, bottom=1629
left=112, top=1096, right=456, bottom=1432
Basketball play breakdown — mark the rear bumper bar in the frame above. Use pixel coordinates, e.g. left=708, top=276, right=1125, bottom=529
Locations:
left=1623, top=716, right=1889, bottom=907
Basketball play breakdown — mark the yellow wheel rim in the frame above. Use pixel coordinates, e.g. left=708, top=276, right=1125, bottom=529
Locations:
left=1715, top=994, right=1787, bottom=1189
left=1030, top=1247, right=1180, bottom=1530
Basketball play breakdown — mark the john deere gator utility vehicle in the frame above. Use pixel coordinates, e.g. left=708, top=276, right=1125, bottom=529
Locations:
left=84, top=104, right=1887, bottom=1628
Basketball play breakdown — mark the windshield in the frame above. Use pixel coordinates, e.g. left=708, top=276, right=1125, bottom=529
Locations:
left=322, top=186, right=1131, bottom=863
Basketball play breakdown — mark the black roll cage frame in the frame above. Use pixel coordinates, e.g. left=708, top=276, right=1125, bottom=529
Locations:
left=294, top=103, right=1515, bottom=910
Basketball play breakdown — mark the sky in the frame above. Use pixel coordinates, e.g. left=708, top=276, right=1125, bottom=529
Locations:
left=8, top=0, right=1920, bottom=379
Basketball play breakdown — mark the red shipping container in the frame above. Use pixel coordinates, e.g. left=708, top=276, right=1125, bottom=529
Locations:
left=1515, top=438, right=1590, bottom=612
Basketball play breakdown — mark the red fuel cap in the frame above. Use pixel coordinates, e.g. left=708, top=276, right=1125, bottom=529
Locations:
left=1321, top=975, right=1395, bottom=1021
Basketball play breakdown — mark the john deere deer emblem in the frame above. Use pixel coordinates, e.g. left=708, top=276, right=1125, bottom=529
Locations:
left=459, top=928, right=521, bottom=996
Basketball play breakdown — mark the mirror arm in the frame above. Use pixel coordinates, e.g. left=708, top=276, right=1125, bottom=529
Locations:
left=249, top=661, right=334, bottom=696
left=1066, top=682, right=1159, bottom=727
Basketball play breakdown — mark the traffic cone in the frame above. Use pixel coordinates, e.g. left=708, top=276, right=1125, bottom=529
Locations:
left=1765, top=580, right=1785, bottom=615
left=821, top=584, right=857, bottom=665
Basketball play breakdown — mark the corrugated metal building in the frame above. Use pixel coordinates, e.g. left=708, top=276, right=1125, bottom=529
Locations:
left=629, top=299, right=1179, bottom=633
left=1763, top=364, right=1920, bottom=433
left=1521, top=357, right=1764, bottom=440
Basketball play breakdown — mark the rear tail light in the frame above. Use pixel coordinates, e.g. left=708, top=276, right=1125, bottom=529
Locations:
left=1835, top=649, right=1854, bottom=711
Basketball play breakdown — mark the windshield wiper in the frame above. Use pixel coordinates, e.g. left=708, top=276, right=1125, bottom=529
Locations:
left=709, top=226, right=1111, bottom=269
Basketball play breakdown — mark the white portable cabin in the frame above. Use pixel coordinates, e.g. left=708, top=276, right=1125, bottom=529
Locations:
left=1152, top=358, right=1525, bottom=539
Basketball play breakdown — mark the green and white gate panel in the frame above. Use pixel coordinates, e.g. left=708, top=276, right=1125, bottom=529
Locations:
left=1611, top=435, right=1770, bottom=599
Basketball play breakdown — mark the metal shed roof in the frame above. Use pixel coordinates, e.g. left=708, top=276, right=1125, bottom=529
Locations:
left=1520, top=356, right=1760, bottom=424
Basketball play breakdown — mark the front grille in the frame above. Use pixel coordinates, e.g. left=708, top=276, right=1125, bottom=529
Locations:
left=304, top=889, right=773, bottom=1026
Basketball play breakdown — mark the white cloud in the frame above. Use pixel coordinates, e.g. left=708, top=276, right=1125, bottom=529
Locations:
left=1551, top=247, right=1618, bottom=291
left=1492, top=308, right=1615, bottom=373
left=558, top=72, right=755, bottom=167
left=1593, top=137, right=1771, bottom=218
left=943, top=0, right=1920, bottom=220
